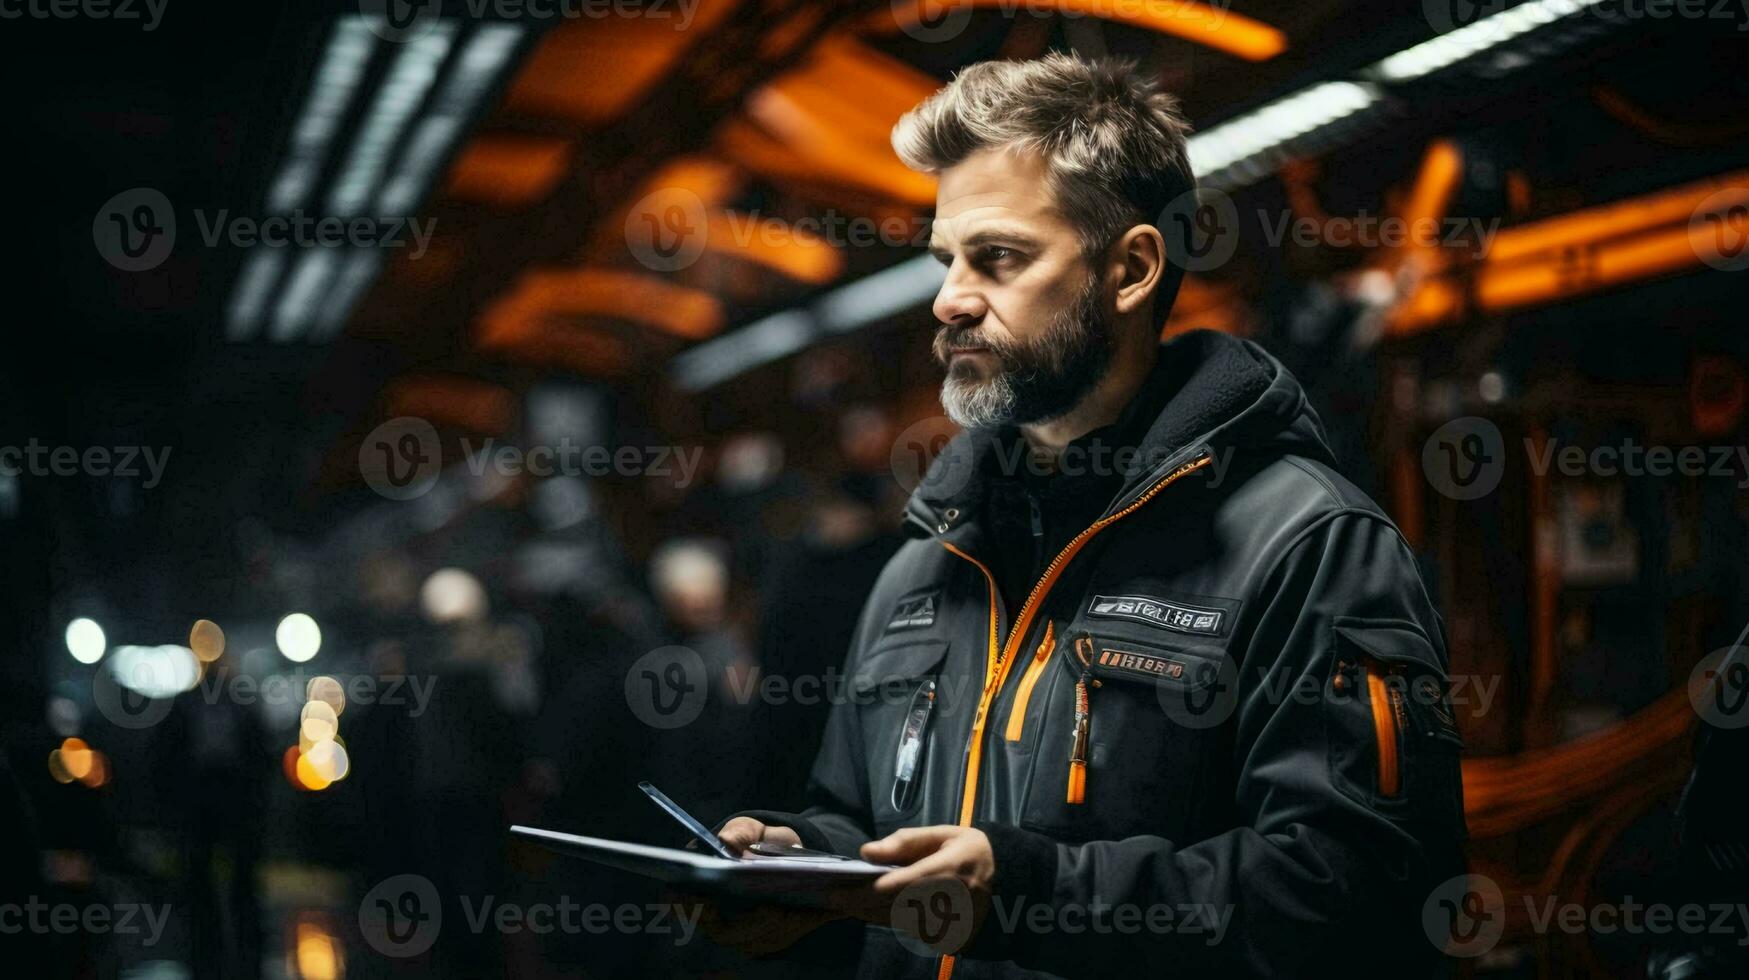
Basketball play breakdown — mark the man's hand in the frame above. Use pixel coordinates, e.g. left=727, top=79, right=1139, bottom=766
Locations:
left=861, top=824, right=995, bottom=942
left=715, top=816, right=802, bottom=855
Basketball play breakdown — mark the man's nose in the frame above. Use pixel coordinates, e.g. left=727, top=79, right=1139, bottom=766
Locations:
left=931, top=267, right=986, bottom=326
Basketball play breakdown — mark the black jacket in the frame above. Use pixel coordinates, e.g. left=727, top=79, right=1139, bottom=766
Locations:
left=743, top=330, right=1467, bottom=978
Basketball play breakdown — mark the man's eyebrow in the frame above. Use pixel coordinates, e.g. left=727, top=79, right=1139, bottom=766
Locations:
left=928, top=227, right=1044, bottom=254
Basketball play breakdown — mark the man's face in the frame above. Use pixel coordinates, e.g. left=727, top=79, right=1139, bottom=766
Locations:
left=929, top=146, right=1114, bottom=430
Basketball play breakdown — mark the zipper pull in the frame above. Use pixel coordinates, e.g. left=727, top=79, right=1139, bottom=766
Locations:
left=1068, top=680, right=1090, bottom=804
left=1068, top=633, right=1095, bottom=805
left=1028, top=492, right=1044, bottom=539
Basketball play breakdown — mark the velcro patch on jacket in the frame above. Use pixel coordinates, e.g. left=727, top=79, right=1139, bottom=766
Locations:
left=1095, top=646, right=1189, bottom=682
left=1088, top=594, right=1224, bottom=636
left=886, top=592, right=938, bottom=631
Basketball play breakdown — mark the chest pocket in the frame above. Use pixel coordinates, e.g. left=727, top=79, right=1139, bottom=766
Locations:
left=1018, top=626, right=1232, bottom=844
left=852, top=636, right=950, bottom=832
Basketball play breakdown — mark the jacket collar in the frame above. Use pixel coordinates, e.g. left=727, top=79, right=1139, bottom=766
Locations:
left=905, top=329, right=1334, bottom=539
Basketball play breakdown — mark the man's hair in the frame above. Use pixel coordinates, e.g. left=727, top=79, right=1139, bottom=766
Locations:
left=892, top=53, right=1195, bottom=273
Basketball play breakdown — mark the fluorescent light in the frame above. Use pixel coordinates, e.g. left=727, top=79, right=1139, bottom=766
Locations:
left=311, top=249, right=384, bottom=341
left=672, top=309, right=816, bottom=391
left=813, top=254, right=945, bottom=333
left=269, top=17, right=378, bottom=212
left=271, top=249, right=341, bottom=342
left=328, top=22, right=458, bottom=216
left=226, top=247, right=288, bottom=341
left=1371, top=0, right=1605, bottom=81
left=1187, top=81, right=1381, bottom=182
left=377, top=23, right=526, bottom=215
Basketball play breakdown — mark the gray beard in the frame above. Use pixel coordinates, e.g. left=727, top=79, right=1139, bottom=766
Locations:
left=938, top=276, right=1111, bottom=430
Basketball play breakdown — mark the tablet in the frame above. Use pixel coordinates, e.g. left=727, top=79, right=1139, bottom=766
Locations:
left=509, top=825, right=891, bottom=903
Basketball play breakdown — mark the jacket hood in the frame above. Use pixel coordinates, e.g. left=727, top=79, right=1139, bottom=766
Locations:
left=905, top=329, right=1335, bottom=534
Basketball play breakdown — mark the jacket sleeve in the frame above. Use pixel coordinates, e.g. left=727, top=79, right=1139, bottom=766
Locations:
left=724, top=589, right=884, bottom=858
left=964, top=510, right=1468, bottom=977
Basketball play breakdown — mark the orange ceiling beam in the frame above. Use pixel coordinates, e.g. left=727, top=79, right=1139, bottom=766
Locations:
left=1385, top=168, right=1749, bottom=336
left=444, top=134, right=576, bottom=208
left=869, top=0, right=1287, bottom=62
left=478, top=268, right=726, bottom=353
left=499, top=0, right=739, bottom=126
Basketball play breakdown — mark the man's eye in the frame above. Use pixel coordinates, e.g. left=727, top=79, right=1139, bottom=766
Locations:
left=982, top=246, right=1017, bottom=265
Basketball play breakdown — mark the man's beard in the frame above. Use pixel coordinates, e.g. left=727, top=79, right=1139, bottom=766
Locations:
left=933, top=275, right=1113, bottom=430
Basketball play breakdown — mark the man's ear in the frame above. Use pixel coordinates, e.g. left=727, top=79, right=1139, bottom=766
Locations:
left=1110, top=224, right=1168, bottom=320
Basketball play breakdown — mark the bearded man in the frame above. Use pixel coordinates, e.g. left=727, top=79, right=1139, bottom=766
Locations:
left=710, top=53, right=1467, bottom=979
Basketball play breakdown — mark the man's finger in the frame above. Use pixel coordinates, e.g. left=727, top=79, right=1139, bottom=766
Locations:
left=861, top=825, right=954, bottom=863
left=873, top=847, right=961, bottom=893
left=716, top=817, right=766, bottom=853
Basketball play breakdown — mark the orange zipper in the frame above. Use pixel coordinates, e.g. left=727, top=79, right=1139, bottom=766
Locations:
left=933, top=451, right=1212, bottom=980
left=1364, top=662, right=1402, bottom=797
left=1003, top=621, right=1056, bottom=742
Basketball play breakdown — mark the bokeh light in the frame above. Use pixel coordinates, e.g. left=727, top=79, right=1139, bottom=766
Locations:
left=65, top=617, right=106, bottom=664
left=276, top=613, right=322, bottom=663
left=189, top=618, right=226, bottom=662
left=420, top=567, right=487, bottom=623
left=306, top=675, right=346, bottom=716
